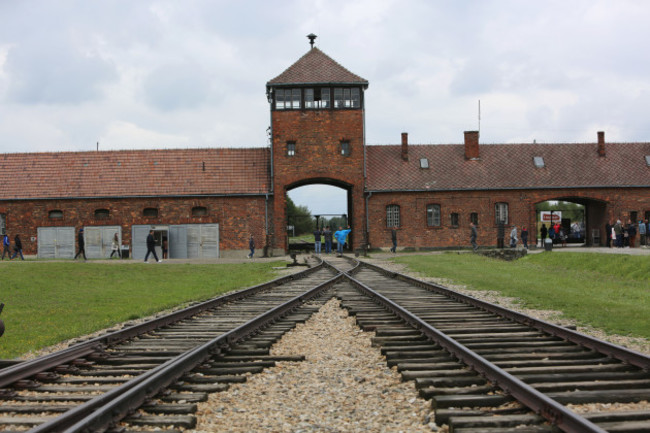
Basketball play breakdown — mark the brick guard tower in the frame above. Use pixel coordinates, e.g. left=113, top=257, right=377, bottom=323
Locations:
left=266, top=36, right=369, bottom=253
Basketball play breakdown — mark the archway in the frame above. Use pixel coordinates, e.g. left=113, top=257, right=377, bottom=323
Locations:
left=534, top=197, right=607, bottom=247
left=285, top=180, right=351, bottom=253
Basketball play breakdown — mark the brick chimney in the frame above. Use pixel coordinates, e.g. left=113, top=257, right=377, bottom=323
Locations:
left=401, top=132, right=408, bottom=161
left=464, top=131, right=480, bottom=160
left=597, top=131, right=605, bottom=157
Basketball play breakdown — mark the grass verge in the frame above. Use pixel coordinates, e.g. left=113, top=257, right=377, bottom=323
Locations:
left=0, top=261, right=286, bottom=359
left=393, top=252, right=649, bottom=339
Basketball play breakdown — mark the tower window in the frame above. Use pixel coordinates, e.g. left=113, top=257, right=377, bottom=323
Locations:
left=340, top=141, right=350, bottom=156
left=386, top=205, right=400, bottom=227
left=305, top=88, right=330, bottom=109
left=287, top=142, right=296, bottom=157
left=334, top=87, right=361, bottom=109
left=275, top=88, right=301, bottom=110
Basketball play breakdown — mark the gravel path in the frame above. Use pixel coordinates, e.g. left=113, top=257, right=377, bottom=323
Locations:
left=189, top=298, right=438, bottom=433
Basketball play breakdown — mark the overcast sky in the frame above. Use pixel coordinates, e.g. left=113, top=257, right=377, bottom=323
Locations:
left=1, top=1, right=649, bottom=214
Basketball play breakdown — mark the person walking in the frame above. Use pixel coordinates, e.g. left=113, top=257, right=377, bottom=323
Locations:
left=334, top=226, right=352, bottom=256
left=313, top=227, right=322, bottom=254
left=323, top=226, right=333, bottom=254
left=1, top=233, right=12, bottom=260
left=390, top=226, right=398, bottom=253
left=1, top=233, right=10, bottom=260
left=144, top=230, right=161, bottom=263
left=74, top=228, right=87, bottom=260
left=110, top=232, right=121, bottom=258
left=11, top=234, right=24, bottom=260
left=470, top=222, right=478, bottom=252
left=247, top=235, right=255, bottom=259
left=509, top=225, right=518, bottom=248
left=540, top=223, right=547, bottom=248
left=639, top=220, right=647, bottom=247
left=521, top=226, right=529, bottom=249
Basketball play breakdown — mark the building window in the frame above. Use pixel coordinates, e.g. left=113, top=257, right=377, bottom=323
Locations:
left=450, top=213, right=459, bottom=227
left=386, top=205, right=400, bottom=227
left=340, top=141, right=350, bottom=156
left=94, top=209, right=110, bottom=219
left=495, top=203, right=508, bottom=225
left=426, top=204, right=441, bottom=227
left=630, top=211, right=638, bottom=223
left=0, top=214, right=5, bottom=235
left=420, top=158, right=429, bottom=169
left=470, top=212, right=479, bottom=226
left=49, top=210, right=63, bottom=219
left=275, top=88, right=301, bottom=110
left=143, top=207, right=159, bottom=218
left=533, top=156, right=545, bottom=168
left=287, top=141, right=296, bottom=157
left=334, top=87, right=361, bottom=109
left=192, top=206, right=208, bottom=217
left=305, top=87, right=330, bottom=109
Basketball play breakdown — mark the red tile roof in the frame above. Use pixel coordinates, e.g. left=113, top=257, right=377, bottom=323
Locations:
left=267, top=47, right=368, bottom=87
left=366, top=142, right=650, bottom=191
left=0, top=148, right=270, bottom=200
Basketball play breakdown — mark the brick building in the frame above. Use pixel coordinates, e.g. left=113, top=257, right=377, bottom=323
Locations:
left=1, top=43, right=649, bottom=258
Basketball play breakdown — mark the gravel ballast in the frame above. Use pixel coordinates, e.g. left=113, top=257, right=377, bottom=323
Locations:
left=189, top=298, right=438, bottom=433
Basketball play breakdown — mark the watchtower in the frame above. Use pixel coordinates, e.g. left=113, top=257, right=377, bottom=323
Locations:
left=266, top=35, right=369, bottom=252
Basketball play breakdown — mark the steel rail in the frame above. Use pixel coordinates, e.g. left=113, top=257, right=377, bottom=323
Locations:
left=0, top=261, right=325, bottom=389
left=30, top=272, right=345, bottom=433
left=356, top=260, right=650, bottom=371
left=341, top=270, right=608, bottom=433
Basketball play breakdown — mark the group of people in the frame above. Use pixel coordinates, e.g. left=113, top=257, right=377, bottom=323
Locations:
left=1, top=233, right=24, bottom=260
left=539, top=223, right=567, bottom=247
left=606, top=219, right=649, bottom=248
left=313, top=226, right=352, bottom=255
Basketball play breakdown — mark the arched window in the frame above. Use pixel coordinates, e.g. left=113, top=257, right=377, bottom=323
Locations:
left=426, top=204, right=441, bottom=227
left=94, top=209, right=110, bottom=219
left=143, top=207, right=159, bottom=218
left=192, top=206, right=208, bottom=217
left=48, top=210, right=63, bottom=219
left=386, top=205, right=400, bottom=227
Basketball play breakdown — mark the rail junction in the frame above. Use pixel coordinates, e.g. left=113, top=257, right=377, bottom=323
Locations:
left=0, top=256, right=648, bottom=432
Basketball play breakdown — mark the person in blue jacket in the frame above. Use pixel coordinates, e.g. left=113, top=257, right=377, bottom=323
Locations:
left=334, top=225, right=351, bottom=255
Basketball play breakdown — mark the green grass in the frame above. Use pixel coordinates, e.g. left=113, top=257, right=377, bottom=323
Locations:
left=0, top=261, right=286, bottom=359
left=393, top=252, right=650, bottom=339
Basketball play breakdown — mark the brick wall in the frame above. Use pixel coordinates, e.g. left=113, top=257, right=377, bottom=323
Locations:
left=271, top=109, right=367, bottom=251
left=367, top=188, right=650, bottom=249
left=0, top=196, right=268, bottom=255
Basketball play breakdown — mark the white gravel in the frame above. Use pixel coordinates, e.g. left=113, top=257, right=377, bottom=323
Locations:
left=189, top=298, right=439, bottom=433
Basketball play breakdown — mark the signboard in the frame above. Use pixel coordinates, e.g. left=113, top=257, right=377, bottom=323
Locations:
left=540, top=211, right=562, bottom=223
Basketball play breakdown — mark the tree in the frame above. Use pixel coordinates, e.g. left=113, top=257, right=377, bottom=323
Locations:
left=286, top=196, right=312, bottom=235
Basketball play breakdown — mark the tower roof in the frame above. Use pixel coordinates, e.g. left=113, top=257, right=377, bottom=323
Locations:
left=267, top=47, right=368, bottom=87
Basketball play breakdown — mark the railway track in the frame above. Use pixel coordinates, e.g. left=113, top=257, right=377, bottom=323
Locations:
left=0, top=254, right=648, bottom=432
left=337, top=257, right=650, bottom=433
